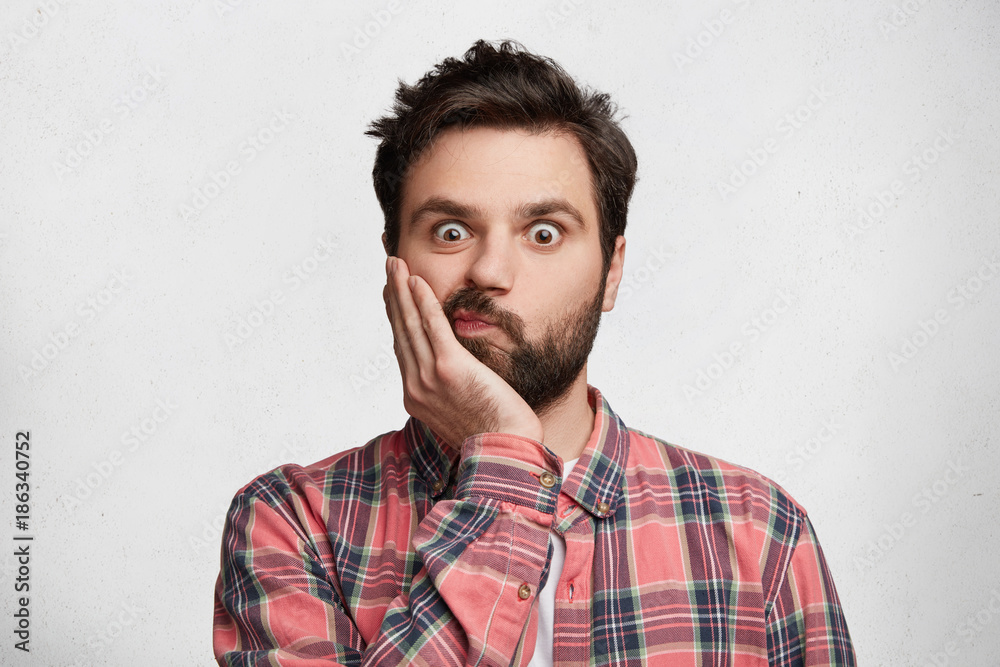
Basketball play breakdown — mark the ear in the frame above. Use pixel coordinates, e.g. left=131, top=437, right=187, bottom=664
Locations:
left=601, top=236, right=626, bottom=312
left=381, top=232, right=390, bottom=255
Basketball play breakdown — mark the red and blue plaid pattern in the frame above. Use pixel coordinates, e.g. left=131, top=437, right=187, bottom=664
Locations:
left=214, top=385, right=854, bottom=665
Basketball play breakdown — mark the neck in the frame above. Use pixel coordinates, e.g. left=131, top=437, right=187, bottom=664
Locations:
left=535, top=369, right=595, bottom=463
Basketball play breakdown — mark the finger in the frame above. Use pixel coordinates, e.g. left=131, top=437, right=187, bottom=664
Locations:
left=383, top=283, right=399, bottom=356
left=385, top=257, right=418, bottom=379
left=408, top=273, right=464, bottom=358
left=390, top=258, right=436, bottom=370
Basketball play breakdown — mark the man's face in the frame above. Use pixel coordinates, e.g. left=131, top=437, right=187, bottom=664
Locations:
left=392, top=126, right=625, bottom=414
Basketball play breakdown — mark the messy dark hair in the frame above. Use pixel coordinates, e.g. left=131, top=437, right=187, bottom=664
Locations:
left=366, top=39, right=638, bottom=273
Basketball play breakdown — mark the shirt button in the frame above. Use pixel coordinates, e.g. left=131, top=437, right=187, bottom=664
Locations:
left=596, top=501, right=610, bottom=514
left=431, top=479, right=445, bottom=493
left=539, top=472, right=556, bottom=488
left=518, top=583, right=532, bottom=600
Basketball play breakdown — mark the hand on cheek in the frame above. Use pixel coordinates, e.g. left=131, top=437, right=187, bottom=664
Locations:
left=383, top=256, right=543, bottom=448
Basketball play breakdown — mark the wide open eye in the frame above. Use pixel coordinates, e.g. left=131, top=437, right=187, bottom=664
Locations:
left=528, top=222, right=561, bottom=246
left=434, top=222, right=470, bottom=243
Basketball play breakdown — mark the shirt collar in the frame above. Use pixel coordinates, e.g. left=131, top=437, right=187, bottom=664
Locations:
left=403, top=384, right=630, bottom=513
left=561, top=384, right=630, bottom=518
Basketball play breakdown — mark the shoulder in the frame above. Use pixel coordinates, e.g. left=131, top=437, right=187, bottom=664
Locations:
left=624, top=427, right=809, bottom=543
left=226, top=427, right=409, bottom=518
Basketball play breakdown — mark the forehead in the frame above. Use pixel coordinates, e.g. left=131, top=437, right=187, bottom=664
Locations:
left=401, top=126, right=598, bottom=226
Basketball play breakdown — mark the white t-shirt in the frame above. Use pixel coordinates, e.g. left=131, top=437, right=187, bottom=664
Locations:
left=527, top=457, right=578, bottom=667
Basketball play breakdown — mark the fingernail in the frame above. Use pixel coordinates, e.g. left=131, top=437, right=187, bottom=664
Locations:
left=389, top=257, right=396, bottom=275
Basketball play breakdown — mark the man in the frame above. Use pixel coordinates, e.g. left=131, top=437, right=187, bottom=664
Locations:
left=213, top=40, right=855, bottom=666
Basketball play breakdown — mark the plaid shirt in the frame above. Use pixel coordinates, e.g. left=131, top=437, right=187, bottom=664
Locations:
left=214, top=385, right=854, bottom=666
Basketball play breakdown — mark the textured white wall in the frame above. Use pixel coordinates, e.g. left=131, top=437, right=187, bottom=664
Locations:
left=2, top=0, right=998, bottom=664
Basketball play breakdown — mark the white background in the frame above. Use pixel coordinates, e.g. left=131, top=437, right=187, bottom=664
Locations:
left=2, top=0, right=998, bottom=665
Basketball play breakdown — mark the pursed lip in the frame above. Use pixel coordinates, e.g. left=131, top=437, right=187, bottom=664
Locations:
left=451, top=309, right=496, bottom=326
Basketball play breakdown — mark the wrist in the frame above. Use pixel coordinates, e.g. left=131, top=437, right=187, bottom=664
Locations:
left=497, top=419, right=543, bottom=444
left=455, top=432, right=561, bottom=512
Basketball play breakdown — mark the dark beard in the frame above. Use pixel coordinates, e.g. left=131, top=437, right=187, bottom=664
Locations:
left=442, top=272, right=607, bottom=416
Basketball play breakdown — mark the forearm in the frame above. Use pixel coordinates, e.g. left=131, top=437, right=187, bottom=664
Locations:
left=214, top=432, right=562, bottom=667
left=364, top=432, right=560, bottom=666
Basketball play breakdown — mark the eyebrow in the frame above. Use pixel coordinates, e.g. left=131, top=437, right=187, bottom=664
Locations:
left=409, top=196, right=588, bottom=231
left=516, top=200, right=587, bottom=231
left=409, top=197, right=485, bottom=227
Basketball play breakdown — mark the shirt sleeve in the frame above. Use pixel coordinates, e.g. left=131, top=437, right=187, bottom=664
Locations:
left=213, top=432, right=561, bottom=667
left=765, top=514, right=856, bottom=666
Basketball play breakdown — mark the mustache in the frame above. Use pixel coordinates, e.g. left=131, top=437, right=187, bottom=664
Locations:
left=442, top=287, right=526, bottom=344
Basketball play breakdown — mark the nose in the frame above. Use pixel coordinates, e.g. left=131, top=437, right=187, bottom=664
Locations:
left=464, top=230, right=515, bottom=295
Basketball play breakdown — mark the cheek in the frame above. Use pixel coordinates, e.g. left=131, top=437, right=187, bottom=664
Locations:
left=532, top=262, right=597, bottom=303
left=406, top=259, right=460, bottom=304
left=518, top=284, right=576, bottom=328
left=545, top=281, right=602, bottom=324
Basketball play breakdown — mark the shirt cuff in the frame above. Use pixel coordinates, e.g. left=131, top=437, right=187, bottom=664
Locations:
left=453, top=432, right=562, bottom=514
